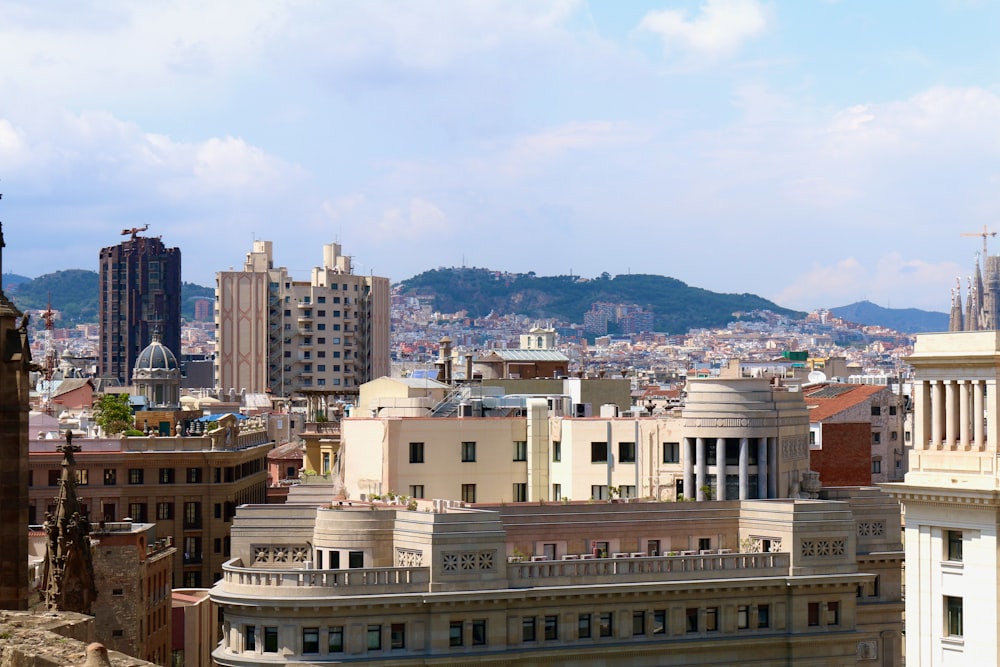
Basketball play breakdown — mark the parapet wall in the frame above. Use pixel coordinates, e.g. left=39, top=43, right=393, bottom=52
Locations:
left=0, top=611, right=158, bottom=667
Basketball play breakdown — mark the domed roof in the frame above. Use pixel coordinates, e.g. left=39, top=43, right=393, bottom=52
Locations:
left=135, top=334, right=179, bottom=372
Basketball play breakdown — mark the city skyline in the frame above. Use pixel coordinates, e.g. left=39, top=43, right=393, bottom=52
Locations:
left=3, top=1, right=1000, bottom=311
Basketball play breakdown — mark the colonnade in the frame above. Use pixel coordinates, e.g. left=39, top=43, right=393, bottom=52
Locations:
left=681, top=436, right=776, bottom=501
left=916, top=379, right=991, bottom=450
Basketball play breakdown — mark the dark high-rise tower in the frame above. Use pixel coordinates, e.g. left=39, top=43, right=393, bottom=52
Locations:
left=99, top=227, right=181, bottom=385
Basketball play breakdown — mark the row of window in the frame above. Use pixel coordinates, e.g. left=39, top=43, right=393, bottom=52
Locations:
left=406, top=440, right=661, bottom=465
left=39, top=463, right=262, bottom=487
left=244, top=605, right=775, bottom=656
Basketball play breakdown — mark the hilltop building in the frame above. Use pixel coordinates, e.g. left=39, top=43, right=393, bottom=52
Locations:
left=215, top=240, right=390, bottom=398
left=884, top=331, right=1000, bottom=665
left=98, top=228, right=182, bottom=385
left=209, top=490, right=902, bottom=666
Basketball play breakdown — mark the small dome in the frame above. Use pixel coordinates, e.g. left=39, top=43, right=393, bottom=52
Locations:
left=135, top=335, right=179, bottom=372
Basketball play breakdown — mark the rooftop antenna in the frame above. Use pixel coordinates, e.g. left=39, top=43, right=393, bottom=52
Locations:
left=962, top=225, right=997, bottom=258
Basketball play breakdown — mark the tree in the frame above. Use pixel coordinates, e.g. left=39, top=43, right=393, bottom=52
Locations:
left=93, top=393, right=134, bottom=436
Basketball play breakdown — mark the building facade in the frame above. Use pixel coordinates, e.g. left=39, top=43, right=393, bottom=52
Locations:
left=98, top=230, right=182, bottom=385
left=215, top=240, right=390, bottom=398
left=28, top=416, right=271, bottom=589
left=210, top=491, right=902, bottom=666
left=885, top=331, right=1000, bottom=665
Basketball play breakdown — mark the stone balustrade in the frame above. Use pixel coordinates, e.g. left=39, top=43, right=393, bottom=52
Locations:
left=220, top=561, right=430, bottom=597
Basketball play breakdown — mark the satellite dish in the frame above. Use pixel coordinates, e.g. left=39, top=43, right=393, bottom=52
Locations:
left=807, top=370, right=827, bottom=384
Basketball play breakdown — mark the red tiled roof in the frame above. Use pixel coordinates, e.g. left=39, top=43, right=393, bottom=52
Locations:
left=803, top=383, right=888, bottom=422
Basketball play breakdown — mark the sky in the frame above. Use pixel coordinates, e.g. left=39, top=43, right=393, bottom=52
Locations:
left=2, top=0, right=1000, bottom=313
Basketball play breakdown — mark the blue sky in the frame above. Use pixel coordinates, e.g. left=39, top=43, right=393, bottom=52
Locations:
left=2, top=0, right=1000, bottom=312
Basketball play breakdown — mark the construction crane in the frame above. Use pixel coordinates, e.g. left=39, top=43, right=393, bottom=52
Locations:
left=962, top=225, right=997, bottom=258
left=121, top=224, right=149, bottom=240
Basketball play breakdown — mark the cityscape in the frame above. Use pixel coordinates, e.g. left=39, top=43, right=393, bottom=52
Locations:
left=4, top=3, right=1000, bottom=666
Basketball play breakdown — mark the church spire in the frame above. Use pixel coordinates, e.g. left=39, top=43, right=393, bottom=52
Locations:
left=41, top=431, right=98, bottom=614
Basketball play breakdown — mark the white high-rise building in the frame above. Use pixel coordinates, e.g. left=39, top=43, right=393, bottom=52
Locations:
left=885, top=331, right=1000, bottom=665
left=215, top=241, right=390, bottom=398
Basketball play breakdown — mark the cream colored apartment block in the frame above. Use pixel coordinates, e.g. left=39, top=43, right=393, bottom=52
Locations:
left=342, top=377, right=812, bottom=505
left=210, top=490, right=902, bottom=666
left=885, top=331, right=1000, bottom=666
left=216, top=240, right=390, bottom=397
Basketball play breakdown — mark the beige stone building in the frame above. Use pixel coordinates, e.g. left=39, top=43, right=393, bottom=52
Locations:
left=342, top=377, right=812, bottom=504
left=884, top=331, right=1000, bottom=665
left=210, top=489, right=902, bottom=665
left=215, top=240, right=390, bottom=398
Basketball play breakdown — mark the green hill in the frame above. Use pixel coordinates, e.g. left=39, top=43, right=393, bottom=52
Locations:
left=397, top=268, right=803, bottom=334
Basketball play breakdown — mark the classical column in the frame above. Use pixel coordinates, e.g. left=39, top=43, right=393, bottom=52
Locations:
left=944, top=380, right=956, bottom=448
left=715, top=437, right=726, bottom=501
left=959, top=380, right=970, bottom=449
left=930, top=380, right=942, bottom=448
left=695, top=438, right=707, bottom=501
left=767, top=438, right=777, bottom=499
left=738, top=438, right=749, bottom=500
left=757, top=438, right=768, bottom=499
left=682, top=438, right=694, bottom=500
left=974, top=380, right=985, bottom=449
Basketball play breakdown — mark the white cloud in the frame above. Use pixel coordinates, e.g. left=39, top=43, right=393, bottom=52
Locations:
left=638, top=0, right=768, bottom=59
left=374, top=198, right=449, bottom=240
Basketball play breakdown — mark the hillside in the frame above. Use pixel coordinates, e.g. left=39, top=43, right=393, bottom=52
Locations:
left=397, top=268, right=803, bottom=334
left=8, top=270, right=213, bottom=326
left=830, top=300, right=948, bottom=334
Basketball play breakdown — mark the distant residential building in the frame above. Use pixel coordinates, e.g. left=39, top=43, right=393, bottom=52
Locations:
left=172, top=588, right=218, bottom=667
left=98, top=230, right=181, bottom=385
left=193, top=298, right=212, bottom=322
left=582, top=308, right=608, bottom=335
left=215, top=240, right=390, bottom=397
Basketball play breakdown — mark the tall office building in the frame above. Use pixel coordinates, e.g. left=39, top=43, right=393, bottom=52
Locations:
left=215, top=241, right=390, bottom=397
left=99, top=229, right=182, bottom=384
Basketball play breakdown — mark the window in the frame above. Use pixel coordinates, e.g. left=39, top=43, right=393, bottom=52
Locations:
left=891, top=430, right=898, bottom=441
left=367, top=625, right=382, bottom=650
left=947, top=530, right=963, bottom=561
left=513, top=441, right=527, bottom=461
left=946, top=596, right=963, bottom=637
left=302, top=628, right=319, bottom=654
left=349, top=551, right=364, bottom=568
left=103, top=469, right=116, bottom=485
left=758, top=604, right=770, bottom=628
left=159, top=468, right=174, bottom=484
left=871, top=406, right=881, bottom=416
left=889, top=405, right=897, bottom=416
left=827, top=601, right=840, bottom=626
left=618, top=441, right=636, bottom=463
left=873, top=432, right=881, bottom=444
left=632, top=611, right=645, bottom=636
left=263, top=627, right=278, bottom=653
left=552, top=483, right=562, bottom=501
left=737, top=605, right=749, bottom=629
left=48, top=470, right=59, bottom=486
left=522, top=617, right=536, bottom=642
left=698, top=537, right=711, bottom=551
left=450, top=621, right=464, bottom=646
left=591, top=441, right=608, bottom=463
left=685, top=608, right=698, bottom=633
left=462, top=484, right=477, bottom=503
left=513, top=483, right=527, bottom=502
left=328, top=627, right=344, bottom=652
left=128, top=468, right=143, bottom=484
left=544, top=615, right=558, bottom=640
left=552, top=441, right=561, bottom=462
left=578, top=614, right=592, bottom=639
left=593, top=541, right=609, bottom=558
left=807, top=602, right=820, bottom=626
left=391, top=623, right=405, bottom=649
left=591, top=485, right=609, bottom=500
left=620, top=485, right=636, bottom=498
left=663, top=441, right=680, bottom=463
left=599, top=612, right=613, bottom=637
left=186, top=467, right=202, bottom=483
left=647, top=540, right=660, bottom=556
left=75, top=469, right=88, bottom=486
left=472, top=619, right=487, bottom=645
left=184, top=502, right=201, bottom=529
left=410, top=484, right=425, bottom=499
left=706, top=607, right=718, bottom=632
left=653, top=610, right=666, bottom=635
left=157, top=502, right=173, bottom=520
left=872, top=459, right=882, bottom=474
left=245, top=626, right=256, bottom=651
left=112, top=588, right=124, bottom=596
left=461, top=441, right=476, bottom=462
left=409, top=442, right=425, bottom=463
left=128, top=502, right=147, bottom=522
left=905, top=431, right=911, bottom=442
